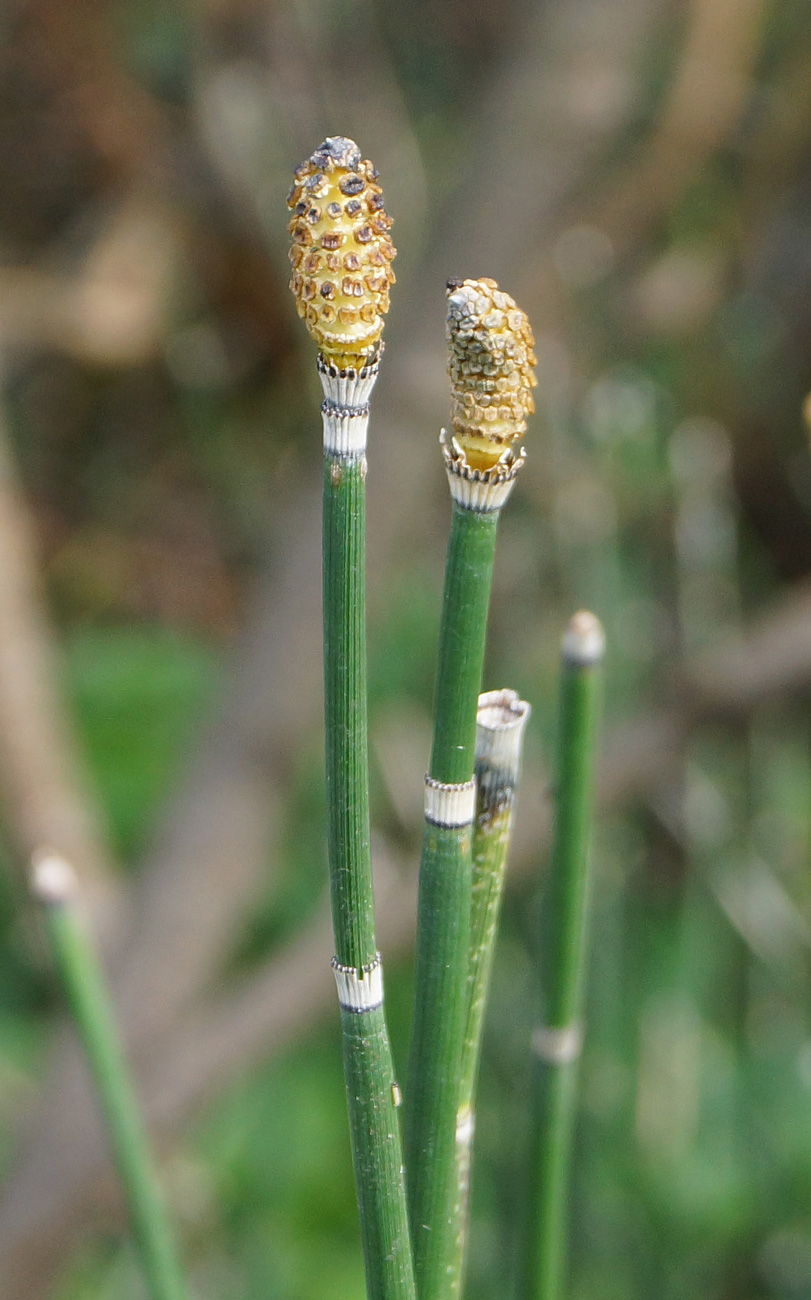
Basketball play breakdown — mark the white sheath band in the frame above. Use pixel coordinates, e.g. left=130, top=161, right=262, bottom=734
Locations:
left=318, top=356, right=380, bottom=407
left=475, top=689, right=532, bottom=778
left=455, top=1104, right=475, bottom=1145
left=322, top=405, right=370, bottom=457
left=445, top=464, right=518, bottom=513
left=331, top=954, right=384, bottom=1012
left=30, top=850, right=77, bottom=905
left=532, top=1021, right=584, bottom=1065
left=424, top=776, right=476, bottom=827
left=440, top=430, right=524, bottom=513
left=561, top=612, right=605, bottom=666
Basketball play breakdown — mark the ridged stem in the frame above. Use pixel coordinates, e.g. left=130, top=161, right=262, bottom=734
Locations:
left=32, top=855, right=187, bottom=1300
left=523, top=613, right=604, bottom=1300
left=428, top=508, right=501, bottom=785
left=405, top=500, right=501, bottom=1300
left=450, top=690, right=531, bottom=1297
left=321, top=368, right=416, bottom=1300
left=323, top=456, right=376, bottom=966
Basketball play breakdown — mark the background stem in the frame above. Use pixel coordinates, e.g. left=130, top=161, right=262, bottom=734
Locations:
left=33, top=856, right=187, bottom=1300
left=523, top=612, right=604, bottom=1300
left=450, top=689, right=531, bottom=1296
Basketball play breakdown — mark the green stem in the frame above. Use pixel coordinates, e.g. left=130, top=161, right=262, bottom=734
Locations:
left=321, top=362, right=416, bottom=1300
left=32, top=856, right=187, bottom=1300
left=323, top=456, right=376, bottom=968
left=523, top=612, right=604, bottom=1300
left=406, top=497, right=502, bottom=1300
left=450, top=690, right=531, bottom=1296
left=429, top=507, right=500, bottom=783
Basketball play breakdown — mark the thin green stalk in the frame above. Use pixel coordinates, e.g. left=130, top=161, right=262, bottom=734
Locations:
left=523, top=612, right=604, bottom=1300
left=406, top=269, right=535, bottom=1300
left=450, top=689, right=531, bottom=1296
left=321, top=359, right=416, bottom=1300
left=31, top=853, right=187, bottom=1300
left=288, top=136, right=412, bottom=1300
left=428, top=507, right=501, bottom=784
left=406, top=494, right=503, bottom=1300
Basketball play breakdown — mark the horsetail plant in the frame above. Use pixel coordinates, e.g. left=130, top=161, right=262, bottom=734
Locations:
left=287, top=138, right=415, bottom=1300
left=451, top=688, right=531, bottom=1294
left=31, top=851, right=188, bottom=1300
left=405, top=278, right=536, bottom=1300
left=523, top=611, right=605, bottom=1300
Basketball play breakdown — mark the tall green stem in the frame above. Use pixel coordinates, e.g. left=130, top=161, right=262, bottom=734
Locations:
left=450, top=689, right=530, bottom=1295
left=523, top=612, right=604, bottom=1300
left=320, top=358, right=415, bottom=1300
left=406, top=448, right=520, bottom=1300
left=32, top=854, right=187, bottom=1300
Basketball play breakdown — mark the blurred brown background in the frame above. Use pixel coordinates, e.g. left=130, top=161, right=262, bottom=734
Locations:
left=3, top=0, right=811, bottom=1297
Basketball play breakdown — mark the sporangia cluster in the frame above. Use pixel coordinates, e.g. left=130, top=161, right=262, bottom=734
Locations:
left=446, top=278, right=537, bottom=472
left=288, top=137, right=396, bottom=369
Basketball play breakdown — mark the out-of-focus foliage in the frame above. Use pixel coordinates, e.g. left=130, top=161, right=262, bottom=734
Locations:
left=3, top=0, right=811, bottom=1297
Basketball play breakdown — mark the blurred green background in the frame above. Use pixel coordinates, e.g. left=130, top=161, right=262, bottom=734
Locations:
left=3, top=0, right=811, bottom=1296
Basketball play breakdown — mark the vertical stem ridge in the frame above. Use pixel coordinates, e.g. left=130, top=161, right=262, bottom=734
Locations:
left=341, top=1005, right=414, bottom=1297
left=322, top=453, right=416, bottom=1300
left=407, top=818, right=474, bottom=1293
left=323, top=458, right=376, bottom=969
left=406, top=503, right=501, bottom=1300
left=430, top=508, right=500, bottom=783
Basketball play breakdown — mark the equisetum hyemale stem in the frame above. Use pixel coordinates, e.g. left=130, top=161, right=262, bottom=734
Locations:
left=451, top=689, right=531, bottom=1295
left=288, top=138, right=415, bottom=1300
left=406, top=279, right=536, bottom=1300
left=31, top=852, right=188, bottom=1300
left=523, top=611, right=605, bottom=1300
